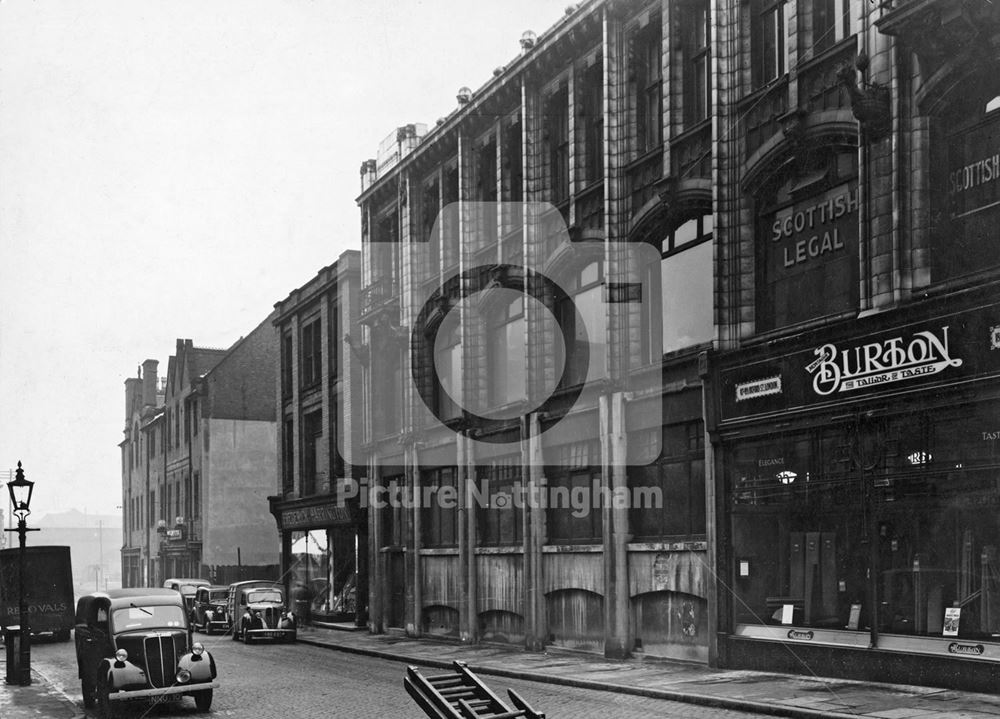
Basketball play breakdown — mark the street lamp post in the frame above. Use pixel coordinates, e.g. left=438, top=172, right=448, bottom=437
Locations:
left=5, top=461, right=39, bottom=686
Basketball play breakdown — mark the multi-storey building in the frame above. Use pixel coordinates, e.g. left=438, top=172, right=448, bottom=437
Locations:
left=357, top=0, right=713, bottom=662
left=268, top=250, right=366, bottom=627
left=120, top=315, right=280, bottom=587
left=710, top=0, right=1000, bottom=691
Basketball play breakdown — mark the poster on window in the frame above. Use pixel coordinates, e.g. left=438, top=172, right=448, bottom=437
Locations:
left=943, top=607, right=962, bottom=637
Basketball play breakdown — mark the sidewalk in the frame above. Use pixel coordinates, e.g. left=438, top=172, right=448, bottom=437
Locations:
left=0, top=661, right=82, bottom=719
left=296, top=625, right=1000, bottom=718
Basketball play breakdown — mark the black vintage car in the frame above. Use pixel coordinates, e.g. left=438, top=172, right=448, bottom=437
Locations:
left=190, top=585, right=230, bottom=634
left=228, top=580, right=296, bottom=643
left=75, top=588, right=218, bottom=717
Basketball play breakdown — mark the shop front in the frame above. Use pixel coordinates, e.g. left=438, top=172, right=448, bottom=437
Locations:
left=712, top=292, right=1000, bottom=690
left=272, top=498, right=367, bottom=628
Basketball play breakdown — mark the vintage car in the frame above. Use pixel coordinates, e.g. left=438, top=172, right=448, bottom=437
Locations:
left=74, top=588, right=218, bottom=717
left=227, top=580, right=296, bottom=643
left=162, top=577, right=210, bottom=613
left=190, top=585, right=230, bottom=634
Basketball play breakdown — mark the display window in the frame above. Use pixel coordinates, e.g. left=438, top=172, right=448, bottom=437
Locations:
left=289, top=527, right=359, bottom=624
left=729, top=401, right=1000, bottom=643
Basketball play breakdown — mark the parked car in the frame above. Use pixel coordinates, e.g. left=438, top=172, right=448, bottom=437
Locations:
left=227, top=580, right=296, bottom=643
left=162, top=577, right=210, bottom=614
left=74, top=588, right=218, bottom=718
left=190, top=585, right=230, bottom=634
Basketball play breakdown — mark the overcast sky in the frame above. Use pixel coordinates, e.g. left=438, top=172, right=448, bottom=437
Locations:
left=0, top=0, right=572, bottom=519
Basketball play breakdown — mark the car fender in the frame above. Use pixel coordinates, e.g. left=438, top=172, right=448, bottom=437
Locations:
left=178, top=651, right=217, bottom=682
left=102, top=658, right=147, bottom=690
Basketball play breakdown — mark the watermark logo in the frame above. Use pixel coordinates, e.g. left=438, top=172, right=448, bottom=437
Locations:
left=356, top=201, right=663, bottom=468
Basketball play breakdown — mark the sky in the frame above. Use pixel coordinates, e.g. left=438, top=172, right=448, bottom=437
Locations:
left=0, top=0, right=574, bottom=518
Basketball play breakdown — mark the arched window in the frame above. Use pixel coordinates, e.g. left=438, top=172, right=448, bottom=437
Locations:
left=652, top=213, right=714, bottom=358
left=487, top=294, right=526, bottom=408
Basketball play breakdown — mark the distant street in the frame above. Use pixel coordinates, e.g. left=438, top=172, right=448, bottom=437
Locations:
left=30, top=634, right=767, bottom=718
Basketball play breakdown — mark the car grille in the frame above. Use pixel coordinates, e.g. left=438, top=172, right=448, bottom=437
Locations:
left=261, top=606, right=280, bottom=629
left=142, top=634, right=185, bottom=688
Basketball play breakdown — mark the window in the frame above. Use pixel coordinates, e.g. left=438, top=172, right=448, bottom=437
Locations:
left=752, top=0, right=786, bottom=88
left=476, top=137, right=498, bottom=246
left=329, top=302, right=339, bottom=378
left=191, top=400, right=198, bottom=436
left=282, top=419, right=295, bottom=494
left=149, top=490, right=155, bottom=526
left=634, top=20, right=662, bottom=154
left=434, top=319, right=462, bottom=421
left=443, top=168, right=460, bottom=267
left=301, top=319, right=322, bottom=388
left=659, top=214, right=714, bottom=355
left=374, top=344, right=402, bottom=437
left=422, top=468, right=458, bottom=547
left=682, top=0, right=711, bottom=127
left=546, top=442, right=602, bottom=544
left=192, top=472, right=200, bottom=518
left=556, top=261, right=606, bottom=388
left=281, top=332, right=293, bottom=398
left=811, top=0, right=849, bottom=54
left=477, top=456, right=523, bottom=546
left=488, top=295, right=526, bottom=408
left=629, top=421, right=706, bottom=539
left=580, top=60, right=603, bottom=185
left=422, top=178, right=441, bottom=274
left=174, top=405, right=180, bottom=448
left=546, top=87, right=570, bottom=203
left=503, top=119, right=523, bottom=203
left=184, top=401, right=191, bottom=445
left=301, top=410, right=322, bottom=496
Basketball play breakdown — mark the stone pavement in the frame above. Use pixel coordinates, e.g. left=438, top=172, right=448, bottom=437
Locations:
left=0, top=660, right=82, bottom=719
left=296, top=624, right=1000, bottom=719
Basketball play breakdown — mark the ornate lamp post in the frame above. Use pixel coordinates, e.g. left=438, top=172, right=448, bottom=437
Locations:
left=5, top=461, right=38, bottom=686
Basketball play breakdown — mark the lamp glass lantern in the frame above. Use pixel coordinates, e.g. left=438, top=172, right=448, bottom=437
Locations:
left=7, top=463, right=34, bottom=522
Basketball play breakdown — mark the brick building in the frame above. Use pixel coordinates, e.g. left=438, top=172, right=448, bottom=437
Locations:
left=121, top=314, right=280, bottom=588
left=357, top=0, right=713, bottom=663
left=709, top=0, right=1000, bottom=692
left=268, top=251, right=366, bottom=627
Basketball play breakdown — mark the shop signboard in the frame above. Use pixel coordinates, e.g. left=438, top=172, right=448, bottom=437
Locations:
left=281, top=503, right=354, bottom=530
left=720, top=303, right=1000, bottom=421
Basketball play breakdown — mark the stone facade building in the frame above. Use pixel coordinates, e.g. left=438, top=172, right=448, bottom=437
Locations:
left=268, top=250, right=366, bottom=627
left=355, top=0, right=1000, bottom=690
left=121, top=315, right=280, bottom=588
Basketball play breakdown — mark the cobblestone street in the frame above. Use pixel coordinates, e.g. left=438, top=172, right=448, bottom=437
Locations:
left=26, top=635, right=765, bottom=719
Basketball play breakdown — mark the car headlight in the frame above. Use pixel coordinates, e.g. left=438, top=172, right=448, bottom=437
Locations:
left=114, top=648, right=128, bottom=662
left=191, top=642, right=205, bottom=656
left=176, top=668, right=192, bottom=683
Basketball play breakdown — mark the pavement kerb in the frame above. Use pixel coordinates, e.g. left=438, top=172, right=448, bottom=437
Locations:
left=295, top=635, right=865, bottom=719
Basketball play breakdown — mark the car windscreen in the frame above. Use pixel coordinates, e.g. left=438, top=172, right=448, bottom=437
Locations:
left=209, top=590, right=228, bottom=602
left=112, top=604, right=187, bottom=632
left=246, top=590, right=282, bottom=604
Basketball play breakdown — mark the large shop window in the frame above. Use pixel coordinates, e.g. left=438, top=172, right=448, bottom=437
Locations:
left=756, top=149, right=858, bottom=331
left=289, top=528, right=358, bottom=624
left=434, top=318, right=463, bottom=421
left=422, top=467, right=458, bottom=548
left=546, top=441, right=603, bottom=544
left=477, top=455, right=523, bottom=546
left=930, top=95, right=1000, bottom=282
left=629, top=422, right=706, bottom=539
left=729, top=404, right=1000, bottom=641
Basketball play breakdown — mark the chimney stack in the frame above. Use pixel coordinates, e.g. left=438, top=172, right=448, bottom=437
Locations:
left=141, top=359, right=159, bottom=407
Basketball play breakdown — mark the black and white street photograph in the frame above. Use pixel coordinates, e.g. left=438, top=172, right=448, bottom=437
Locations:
left=3, top=0, right=1000, bottom=717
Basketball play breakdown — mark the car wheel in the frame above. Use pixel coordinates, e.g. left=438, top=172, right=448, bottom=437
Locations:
left=97, top=675, right=116, bottom=719
left=81, top=678, right=95, bottom=709
left=194, top=688, right=213, bottom=711
left=56, top=629, right=71, bottom=642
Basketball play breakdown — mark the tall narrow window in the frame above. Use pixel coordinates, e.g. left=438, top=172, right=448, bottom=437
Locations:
left=546, top=87, right=570, bottom=204
left=282, top=419, right=295, bottom=494
left=635, top=20, right=663, bottom=154
left=422, top=468, right=458, bottom=547
left=503, top=120, right=523, bottom=203
left=422, top=178, right=441, bottom=273
left=682, top=1, right=711, bottom=127
left=660, top=214, right=714, bottom=354
left=556, top=261, right=606, bottom=388
left=476, top=138, right=498, bottom=246
left=812, top=0, right=849, bottom=54
left=301, top=410, right=322, bottom=496
left=753, top=0, right=786, bottom=88
left=281, top=331, right=293, bottom=398
left=434, top=319, right=462, bottom=421
left=301, top=319, right=322, bottom=388
left=478, top=456, right=523, bottom=546
left=488, top=295, right=526, bottom=407
left=581, top=61, right=604, bottom=185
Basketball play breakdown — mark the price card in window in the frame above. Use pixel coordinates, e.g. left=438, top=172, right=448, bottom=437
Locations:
left=944, top=607, right=961, bottom=637
left=780, top=604, right=794, bottom=625
left=847, top=603, right=862, bottom=631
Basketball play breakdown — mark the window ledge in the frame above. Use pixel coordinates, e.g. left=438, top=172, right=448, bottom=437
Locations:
left=419, top=547, right=459, bottom=556
left=474, top=546, right=524, bottom=555
left=627, top=540, right=708, bottom=552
